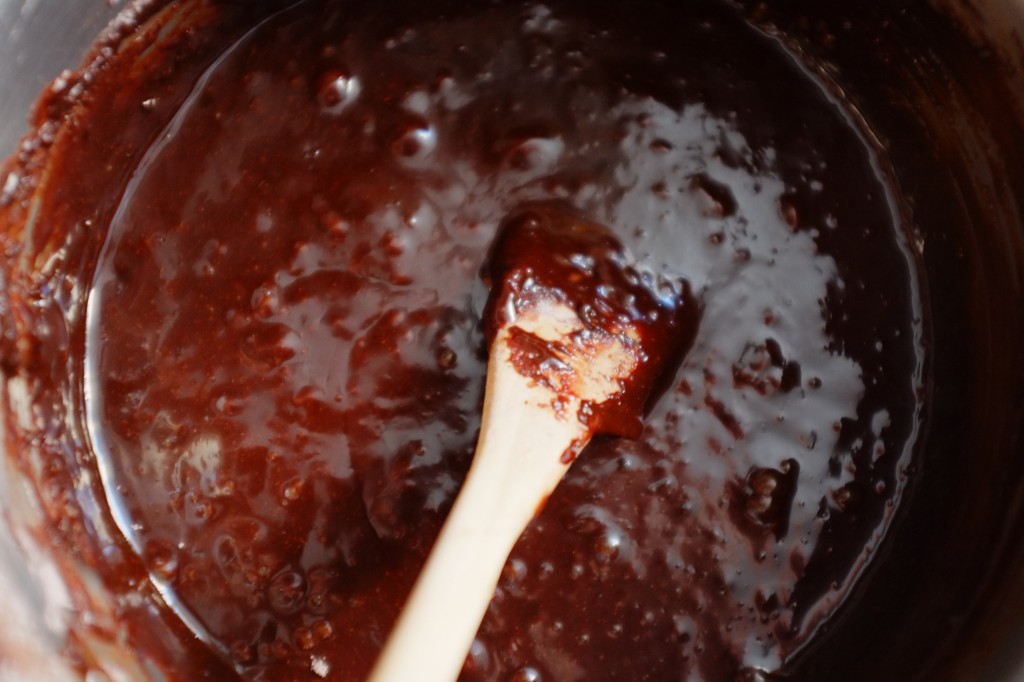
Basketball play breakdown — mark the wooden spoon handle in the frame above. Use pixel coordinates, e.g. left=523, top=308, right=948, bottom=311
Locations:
left=368, top=340, right=587, bottom=682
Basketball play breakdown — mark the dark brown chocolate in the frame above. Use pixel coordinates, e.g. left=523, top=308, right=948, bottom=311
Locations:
left=0, top=1, right=935, bottom=680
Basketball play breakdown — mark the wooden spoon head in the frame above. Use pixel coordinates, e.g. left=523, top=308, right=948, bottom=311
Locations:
left=484, top=203, right=700, bottom=439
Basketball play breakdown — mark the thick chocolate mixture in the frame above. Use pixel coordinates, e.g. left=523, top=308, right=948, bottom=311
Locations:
left=0, top=0, right=922, bottom=680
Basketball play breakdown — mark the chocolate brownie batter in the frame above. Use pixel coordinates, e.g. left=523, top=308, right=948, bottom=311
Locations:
left=0, top=0, right=925, bottom=680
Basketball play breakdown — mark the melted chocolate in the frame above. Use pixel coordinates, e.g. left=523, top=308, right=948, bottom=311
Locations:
left=0, top=0, right=932, bottom=680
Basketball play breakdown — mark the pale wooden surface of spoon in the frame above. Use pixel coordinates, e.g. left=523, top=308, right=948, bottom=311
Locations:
left=368, top=296, right=639, bottom=682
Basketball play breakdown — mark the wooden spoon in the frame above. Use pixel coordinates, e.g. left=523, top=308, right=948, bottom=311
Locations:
left=369, top=205, right=697, bottom=682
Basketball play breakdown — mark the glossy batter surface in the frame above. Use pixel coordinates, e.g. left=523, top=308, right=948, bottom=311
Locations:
left=4, top=0, right=923, bottom=680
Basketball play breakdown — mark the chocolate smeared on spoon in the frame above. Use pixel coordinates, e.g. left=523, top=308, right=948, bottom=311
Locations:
left=484, top=204, right=699, bottom=440
left=370, top=204, right=699, bottom=682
